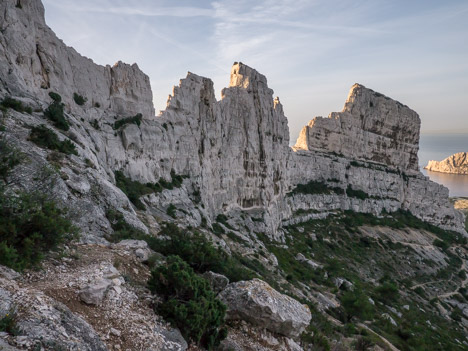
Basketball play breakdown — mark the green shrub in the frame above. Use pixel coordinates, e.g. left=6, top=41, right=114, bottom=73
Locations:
left=152, top=223, right=254, bottom=282
left=90, top=119, right=100, bottom=130
left=0, top=191, right=77, bottom=271
left=341, top=289, right=374, bottom=321
left=346, top=185, right=369, bottom=200
left=44, top=100, right=69, bottom=131
left=0, top=138, right=23, bottom=182
left=433, top=239, right=449, bottom=251
left=114, top=170, right=154, bottom=210
left=48, top=92, right=62, bottom=103
left=148, top=255, right=227, bottom=349
left=29, top=125, right=78, bottom=155
left=0, top=310, right=20, bottom=335
left=0, top=97, right=31, bottom=114
left=167, top=204, right=177, bottom=218
left=113, top=113, right=142, bottom=130
left=374, top=281, right=399, bottom=303
left=290, top=180, right=344, bottom=196
left=73, top=93, right=87, bottom=106
left=114, top=170, right=186, bottom=210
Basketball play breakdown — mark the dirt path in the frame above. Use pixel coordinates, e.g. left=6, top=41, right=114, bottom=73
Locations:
left=358, top=323, right=400, bottom=351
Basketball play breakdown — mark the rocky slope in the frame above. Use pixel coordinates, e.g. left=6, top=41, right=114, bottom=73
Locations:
left=425, top=152, right=468, bottom=174
left=1, top=0, right=468, bottom=350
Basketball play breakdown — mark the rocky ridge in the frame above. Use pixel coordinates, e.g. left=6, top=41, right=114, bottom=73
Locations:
left=425, top=152, right=468, bottom=174
left=0, top=0, right=465, bottom=237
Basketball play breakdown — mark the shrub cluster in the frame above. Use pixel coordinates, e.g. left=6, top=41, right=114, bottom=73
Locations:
left=346, top=185, right=369, bottom=200
left=113, top=113, right=143, bottom=130
left=0, top=139, right=76, bottom=271
left=0, top=310, right=20, bottom=335
left=114, top=170, right=186, bottom=210
left=44, top=92, right=69, bottom=131
left=73, top=93, right=87, bottom=106
left=0, top=97, right=32, bottom=114
left=0, top=191, right=77, bottom=271
left=148, top=255, right=227, bottom=349
left=29, top=125, right=78, bottom=155
left=290, top=180, right=344, bottom=196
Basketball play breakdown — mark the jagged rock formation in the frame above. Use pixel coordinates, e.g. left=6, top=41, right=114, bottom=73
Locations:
left=0, top=0, right=465, bottom=239
left=294, top=84, right=420, bottom=172
left=0, top=1, right=154, bottom=117
left=425, top=152, right=468, bottom=174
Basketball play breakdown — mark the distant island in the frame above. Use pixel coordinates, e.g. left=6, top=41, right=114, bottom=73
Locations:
left=425, top=152, right=468, bottom=174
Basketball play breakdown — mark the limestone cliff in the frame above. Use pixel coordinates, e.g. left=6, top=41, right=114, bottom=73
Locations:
left=294, top=84, right=420, bottom=172
left=0, top=0, right=465, bottom=239
left=425, top=152, right=468, bottom=174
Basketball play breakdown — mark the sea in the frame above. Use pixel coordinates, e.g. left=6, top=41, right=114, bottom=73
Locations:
left=419, top=133, right=468, bottom=197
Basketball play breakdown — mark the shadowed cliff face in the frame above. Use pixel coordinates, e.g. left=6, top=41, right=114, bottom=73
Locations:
left=294, top=84, right=421, bottom=172
left=0, top=0, right=465, bottom=238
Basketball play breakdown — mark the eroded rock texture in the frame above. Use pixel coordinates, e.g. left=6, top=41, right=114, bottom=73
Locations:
left=294, top=84, right=420, bottom=172
left=425, top=152, right=468, bottom=174
left=0, top=0, right=465, bottom=242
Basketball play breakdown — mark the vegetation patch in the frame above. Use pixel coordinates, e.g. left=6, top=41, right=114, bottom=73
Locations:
left=148, top=255, right=227, bottom=349
left=0, top=310, right=20, bottom=335
left=0, top=97, right=32, bottom=114
left=113, top=113, right=143, bottom=130
left=0, top=138, right=76, bottom=271
left=29, top=125, right=78, bottom=155
left=290, top=180, right=344, bottom=196
left=73, top=93, right=87, bottom=106
left=44, top=93, right=69, bottom=131
left=346, top=185, right=369, bottom=200
left=114, top=170, right=187, bottom=210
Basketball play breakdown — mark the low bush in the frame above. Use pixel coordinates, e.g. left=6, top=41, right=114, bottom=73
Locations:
left=346, top=186, right=369, bottom=200
left=374, top=280, right=399, bottom=304
left=44, top=99, right=69, bottom=131
left=29, top=125, right=77, bottom=155
left=0, top=191, right=77, bottom=271
left=166, top=204, right=177, bottom=218
left=341, top=289, right=374, bottom=322
left=114, top=170, right=186, bottom=210
left=290, top=180, right=344, bottom=196
left=0, top=310, right=20, bottom=335
left=48, top=92, right=62, bottom=103
left=0, top=138, right=22, bottom=182
left=73, top=93, right=87, bottom=106
left=114, top=171, right=154, bottom=210
left=113, top=113, right=142, bottom=130
left=148, top=255, right=227, bottom=349
left=0, top=97, right=32, bottom=114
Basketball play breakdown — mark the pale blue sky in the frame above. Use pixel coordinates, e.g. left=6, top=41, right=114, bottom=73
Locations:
left=42, top=0, right=468, bottom=141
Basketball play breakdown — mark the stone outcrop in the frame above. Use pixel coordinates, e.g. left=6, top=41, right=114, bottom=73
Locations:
left=425, top=152, right=468, bottom=174
left=218, top=279, right=312, bottom=338
left=294, top=84, right=420, bottom=172
left=0, top=0, right=154, bottom=118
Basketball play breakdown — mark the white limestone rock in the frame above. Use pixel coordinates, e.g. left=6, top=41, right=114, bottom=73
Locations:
left=218, top=278, right=311, bottom=338
left=294, top=84, right=420, bottom=172
left=425, top=152, right=468, bottom=174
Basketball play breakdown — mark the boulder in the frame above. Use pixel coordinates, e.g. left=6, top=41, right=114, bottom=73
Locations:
left=202, top=271, right=229, bottom=294
left=218, top=279, right=311, bottom=338
left=115, top=239, right=152, bottom=262
left=79, top=278, right=112, bottom=305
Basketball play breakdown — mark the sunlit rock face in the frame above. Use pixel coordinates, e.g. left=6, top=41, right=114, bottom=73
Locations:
left=0, top=0, right=154, bottom=118
left=294, top=84, right=420, bottom=172
left=0, top=0, right=465, bottom=237
left=425, top=152, right=468, bottom=174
